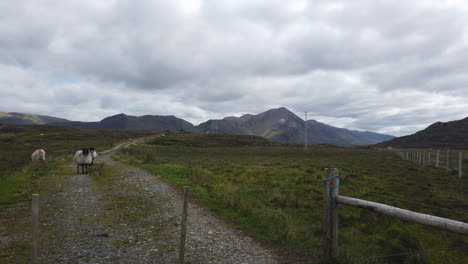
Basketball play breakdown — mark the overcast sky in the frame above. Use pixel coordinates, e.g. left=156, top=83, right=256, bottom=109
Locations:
left=1, top=0, right=468, bottom=136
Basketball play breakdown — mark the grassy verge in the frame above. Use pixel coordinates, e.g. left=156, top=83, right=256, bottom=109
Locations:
left=116, top=132, right=468, bottom=264
left=0, top=124, right=157, bottom=208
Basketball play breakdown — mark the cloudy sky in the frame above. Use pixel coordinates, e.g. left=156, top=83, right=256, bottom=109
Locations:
left=1, top=0, right=468, bottom=136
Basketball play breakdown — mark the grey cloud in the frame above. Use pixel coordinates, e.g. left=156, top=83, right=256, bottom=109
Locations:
left=2, top=0, right=468, bottom=136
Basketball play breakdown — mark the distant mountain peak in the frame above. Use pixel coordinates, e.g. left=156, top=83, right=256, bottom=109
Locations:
left=1, top=108, right=394, bottom=146
left=266, top=107, right=294, bottom=114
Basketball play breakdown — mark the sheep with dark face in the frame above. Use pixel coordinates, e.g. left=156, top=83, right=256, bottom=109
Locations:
left=73, top=148, right=93, bottom=174
left=31, top=149, right=46, bottom=162
left=89, top=147, right=97, bottom=166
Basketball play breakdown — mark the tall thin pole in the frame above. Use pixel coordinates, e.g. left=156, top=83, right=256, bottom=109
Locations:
left=304, top=112, right=308, bottom=150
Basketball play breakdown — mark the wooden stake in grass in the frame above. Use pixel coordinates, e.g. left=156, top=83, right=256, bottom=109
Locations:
left=436, top=150, right=440, bottom=168
left=179, top=186, right=189, bottom=264
left=446, top=149, right=450, bottom=171
left=323, top=168, right=339, bottom=262
left=32, top=194, right=39, bottom=264
left=459, top=152, right=462, bottom=178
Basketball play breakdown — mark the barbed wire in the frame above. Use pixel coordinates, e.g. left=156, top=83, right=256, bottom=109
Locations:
left=362, top=192, right=468, bottom=215
left=349, top=245, right=468, bottom=262
left=191, top=187, right=313, bottom=196
left=0, top=216, right=31, bottom=223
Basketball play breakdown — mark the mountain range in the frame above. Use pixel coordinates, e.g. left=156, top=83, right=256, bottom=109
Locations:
left=0, top=108, right=393, bottom=146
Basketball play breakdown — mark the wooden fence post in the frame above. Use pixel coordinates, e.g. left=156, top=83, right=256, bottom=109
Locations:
left=32, top=194, right=39, bottom=264
left=436, top=150, right=440, bottom=168
left=428, top=152, right=431, bottom=166
left=323, top=168, right=339, bottom=261
left=459, top=152, right=462, bottom=178
left=422, top=152, right=426, bottom=166
left=179, top=186, right=189, bottom=264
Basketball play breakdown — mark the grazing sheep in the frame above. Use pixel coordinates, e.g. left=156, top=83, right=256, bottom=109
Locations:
left=89, top=147, right=97, bottom=166
left=73, top=148, right=93, bottom=174
left=31, top=149, right=46, bottom=162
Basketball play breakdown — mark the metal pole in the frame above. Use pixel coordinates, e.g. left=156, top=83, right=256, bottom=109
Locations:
left=304, top=112, right=308, bottom=150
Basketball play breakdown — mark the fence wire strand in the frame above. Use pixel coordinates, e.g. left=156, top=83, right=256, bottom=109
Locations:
left=192, top=187, right=313, bottom=196
left=351, top=245, right=468, bottom=262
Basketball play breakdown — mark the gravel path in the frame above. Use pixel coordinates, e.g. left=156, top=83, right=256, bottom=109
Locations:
left=40, top=174, right=119, bottom=263
left=99, top=143, right=281, bottom=264
left=19, top=141, right=283, bottom=263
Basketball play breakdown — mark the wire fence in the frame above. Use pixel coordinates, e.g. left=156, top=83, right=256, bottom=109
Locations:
left=1, top=182, right=467, bottom=264
left=388, top=148, right=468, bottom=178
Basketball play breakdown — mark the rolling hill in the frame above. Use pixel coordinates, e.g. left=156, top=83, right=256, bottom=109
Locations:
left=375, top=117, right=468, bottom=149
left=0, top=112, right=69, bottom=125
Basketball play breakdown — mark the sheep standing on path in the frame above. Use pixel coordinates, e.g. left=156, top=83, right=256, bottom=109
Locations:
left=89, top=147, right=97, bottom=166
left=31, top=149, right=46, bottom=162
left=74, top=148, right=93, bottom=174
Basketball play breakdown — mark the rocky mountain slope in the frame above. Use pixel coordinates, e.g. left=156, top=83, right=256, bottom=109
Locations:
left=198, top=107, right=393, bottom=146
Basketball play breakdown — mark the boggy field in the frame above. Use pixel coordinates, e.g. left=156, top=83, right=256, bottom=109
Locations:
left=117, top=132, right=468, bottom=264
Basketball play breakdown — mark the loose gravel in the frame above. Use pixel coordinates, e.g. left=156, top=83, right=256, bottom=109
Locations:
left=2, top=141, right=283, bottom=263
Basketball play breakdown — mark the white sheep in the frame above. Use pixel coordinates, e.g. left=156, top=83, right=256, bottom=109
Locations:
left=31, top=149, right=46, bottom=162
left=89, top=147, right=97, bottom=166
left=73, top=148, right=93, bottom=174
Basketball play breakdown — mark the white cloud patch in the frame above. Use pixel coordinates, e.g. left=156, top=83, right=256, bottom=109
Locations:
left=1, top=0, right=468, bottom=136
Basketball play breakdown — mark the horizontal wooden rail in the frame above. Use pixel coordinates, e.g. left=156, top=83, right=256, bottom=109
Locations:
left=336, top=195, right=468, bottom=235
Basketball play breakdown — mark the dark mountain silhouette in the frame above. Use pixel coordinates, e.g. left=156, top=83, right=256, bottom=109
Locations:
left=51, top=114, right=196, bottom=131
left=1, top=108, right=393, bottom=146
left=375, top=117, right=468, bottom=149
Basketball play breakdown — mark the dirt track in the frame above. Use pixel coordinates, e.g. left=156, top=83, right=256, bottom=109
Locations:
left=1, top=140, right=282, bottom=263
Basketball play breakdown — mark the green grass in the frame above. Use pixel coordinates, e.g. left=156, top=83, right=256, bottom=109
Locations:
left=0, top=124, right=156, bottom=208
left=117, top=132, right=468, bottom=264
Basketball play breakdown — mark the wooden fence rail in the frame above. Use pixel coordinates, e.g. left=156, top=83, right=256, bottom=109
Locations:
left=323, top=168, right=468, bottom=262
left=336, top=195, right=468, bottom=235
